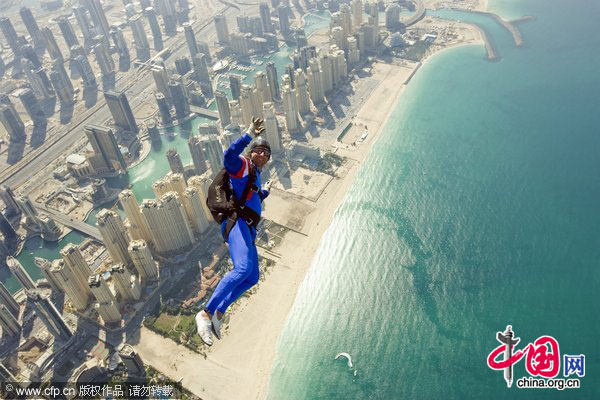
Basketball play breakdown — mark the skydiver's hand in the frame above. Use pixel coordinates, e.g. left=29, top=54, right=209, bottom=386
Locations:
left=247, top=117, right=265, bottom=137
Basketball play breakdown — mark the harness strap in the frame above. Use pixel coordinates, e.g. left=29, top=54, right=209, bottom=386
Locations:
left=224, top=161, right=260, bottom=242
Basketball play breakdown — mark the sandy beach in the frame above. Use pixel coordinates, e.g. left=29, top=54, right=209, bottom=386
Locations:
left=134, top=22, right=486, bottom=399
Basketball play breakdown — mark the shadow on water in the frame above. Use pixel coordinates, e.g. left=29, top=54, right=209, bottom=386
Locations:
left=345, top=201, right=463, bottom=341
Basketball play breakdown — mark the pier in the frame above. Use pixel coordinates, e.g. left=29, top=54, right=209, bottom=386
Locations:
left=189, top=105, right=220, bottom=119
left=35, top=204, right=103, bottom=241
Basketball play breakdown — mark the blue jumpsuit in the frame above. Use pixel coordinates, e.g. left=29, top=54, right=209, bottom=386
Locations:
left=205, top=133, right=269, bottom=315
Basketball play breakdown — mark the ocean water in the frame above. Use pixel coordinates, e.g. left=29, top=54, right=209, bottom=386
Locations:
left=267, top=1, right=600, bottom=399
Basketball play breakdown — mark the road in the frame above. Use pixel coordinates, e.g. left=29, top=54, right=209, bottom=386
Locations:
left=36, top=203, right=102, bottom=240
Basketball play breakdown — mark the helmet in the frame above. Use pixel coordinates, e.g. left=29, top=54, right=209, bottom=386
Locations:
left=250, top=137, right=271, bottom=155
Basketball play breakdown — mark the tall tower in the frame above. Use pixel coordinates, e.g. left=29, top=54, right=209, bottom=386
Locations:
left=82, top=0, right=111, bottom=46
left=307, top=58, right=325, bottom=105
left=183, top=22, right=199, bottom=58
left=110, top=264, right=141, bottom=302
left=75, top=54, right=97, bottom=89
left=26, top=289, right=73, bottom=341
left=263, top=102, right=283, bottom=153
left=155, top=92, right=172, bottom=125
left=0, top=304, right=21, bottom=336
left=319, top=52, right=334, bottom=93
left=42, top=27, right=63, bottom=61
left=118, top=344, right=146, bottom=377
left=60, top=244, right=95, bottom=306
left=88, top=274, right=121, bottom=324
left=160, top=192, right=195, bottom=249
left=265, top=62, right=280, bottom=101
left=128, top=15, right=151, bottom=62
left=110, top=25, right=130, bottom=59
left=255, top=71, right=272, bottom=104
left=34, top=257, right=62, bottom=292
left=0, top=17, right=21, bottom=55
left=166, top=148, right=185, bottom=174
left=192, top=53, right=210, bottom=83
left=104, top=90, right=138, bottom=134
left=282, top=84, right=299, bottom=133
left=215, top=91, right=232, bottom=127
left=97, top=209, right=132, bottom=266
left=50, top=259, right=92, bottom=311
left=278, top=5, right=290, bottom=35
left=56, top=16, right=80, bottom=48
left=49, top=62, right=75, bottom=105
left=19, top=7, right=44, bottom=49
left=145, top=7, right=164, bottom=51
left=85, top=125, right=127, bottom=172
left=0, top=282, right=20, bottom=317
left=259, top=3, right=274, bottom=33
left=119, top=190, right=152, bottom=243
left=202, top=137, right=224, bottom=177
left=294, top=69, right=311, bottom=115
left=72, top=5, right=94, bottom=48
left=7, top=256, right=36, bottom=290
left=128, top=239, right=158, bottom=282
left=352, top=0, right=364, bottom=27
left=188, top=136, right=208, bottom=175
left=181, top=186, right=210, bottom=234
left=229, top=74, right=242, bottom=101
left=18, top=88, right=45, bottom=126
left=93, top=40, right=115, bottom=77
left=214, top=14, right=230, bottom=44
left=0, top=103, right=26, bottom=142
left=168, top=80, right=190, bottom=120
left=140, top=200, right=167, bottom=254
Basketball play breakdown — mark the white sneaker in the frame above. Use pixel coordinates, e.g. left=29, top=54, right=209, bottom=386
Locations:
left=195, top=311, right=213, bottom=346
left=211, top=313, right=222, bottom=340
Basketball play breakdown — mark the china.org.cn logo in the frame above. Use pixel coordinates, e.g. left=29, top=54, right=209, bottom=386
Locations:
left=486, top=326, right=584, bottom=390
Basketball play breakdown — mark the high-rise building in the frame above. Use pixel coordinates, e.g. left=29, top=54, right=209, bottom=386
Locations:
left=166, top=173, right=187, bottom=198
left=119, top=190, right=152, bottom=243
left=263, top=102, right=282, bottom=153
left=168, top=80, right=190, bottom=120
left=152, top=65, right=171, bottom=98
left=188, top=136, right=207, bottom=175
left=214, top=14, right=230, bottom=45
left=104, top=91, right=139, bottom=134
left=347, top=36, right=360, bottom=65
left=22, top=59, right=53, bottom=99
left=20, top=7, right=44, bottom=49
left=0, top=104, right=26, bottom=142
left=192, top=53, right=210, bottom=83
left=82, top=0, right=111, bottom=46
left=166, top=148, right=185, bottom=174
left=229, top=74, right=242, bottom=101
left=333, top=48, right=348, bottom=84
left=307, top=58, right=325, bottom=105
left=21, top=44, right=41, bottom=68
left=118, top=344, right=146, bottom=377
left=85, top=124, right=127, bottom=172
left=155, top=92, right=172, bottom=125
left=110, top=25, right=129, bottom=59
left=239, top=85, right=255, bottom=127
left=352, top=0, right=363, bottom=27
left=75, top=54, right=97, bottom=89
left=147, top=119, right=160, bottom=141
left=26, top=289, right=73, bottom=341
left=230, top=32, right=249, bottom=56
left=0, top=304, right=21, bottom=337
left=60, top=244, right=94, bottom=303
left=145, top=7, right=164, bottom=51
left=259, top=3, right=274, bottom=33
left=0, top=214, right=17, bottom=243
left=319, top=52, right=334, bottom=93
left=7, top=257, right=36, bottom=290
left=0, top=17, right=21, bottom=55
left=294, top=69, right=311, bottom=114
left=88, top=274, right=121, bottom=324
left=57, top=15, right=80, bottom=48
left=0, top=186, right=20, bottom=219
left=17, top=88, right=45, bottom=125
left=215, top=91, right=232, bottom=127
left=73, top=5, right=94, bottom=47
left=282, top=84, right=299, bottom=132
left=183, top=22, right=199, bottom=58
left=187, top=176, right=212, bottom=219
left=0, top=281, right=20, bottom=317
left=229, top=100, right=243, bottom=128
left=278, top=5, right=291, bottom=34
left=97, top=209, right=132, bottom=266
left=49, top=61, right=75, bottom=105
left=197, top=41, right=212, bottom=63
left=155, top=0, right=178, bottom=36
left=255, top=71, right=272, bottom=104
left=128, top=239, right=157, bottom=282
left=285, top=64, right=295, bottom=88
left=181, top=186, right=210, bottom=234
left=93, top=40, right=115, bottom=76
left=201, top=137, right=224, bottom=177
left=265, top=62, right=280, bottom=101
left=50, top=259, right=92, bottom=311
left=129, top=15, right=151, bottom=62
left=42, top=27, right=63, bottom=61
left=385, top=4, right=401, bottom=30
left=237, top=14, right=250, bottom=32
left=110, top=264, right=141, bottom=302
left=34, top=257, right=62, bottom=292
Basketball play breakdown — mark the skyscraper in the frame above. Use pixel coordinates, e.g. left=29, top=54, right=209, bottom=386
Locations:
left=166, top=148, right=185, bottom=174
left=60, top=244, right=94, bottom=304
left=259, top=3, right=274, bottom=33
left=85, top=124, right=127, bottom=172
left=50, top=259, right=92, bottom=311
left=19, top=7, right=44, bottom=49
left=0, top=281, right=19, bottom=317
left=294, top=69, right=311, bottom=114
left=0, top=17, right=21, bottom=55
left=192, top=53, right=210, bottom=83
left=34, top=257, right=62, bottom=292
left=282, top=84, right=299, bottom=132
left=119, top=190, right=152, bottom=243
left=239, top=85, right=255, bottom=127
left=175, top=56, right=192, bottom=75
left=42, top=27, right=63, bottom=61
left=110, top=25, right=129, bottom=59
left=27, top=289, right=73, bottom=341
left=307, top=58, right=325, bottom=105
left=266, top=61, right=281, bottom=100
left=168, top=80, right=190, bottom=120
left=152, top=65, right=171, bottom=98
left=93, top=40, right=115, bottom=76
left=97, top=209, right=132, bottom=266
left=0, top=104, right=26, bottom=142
left=18, top=88, right=46, bottom=125
left=278, top=5, right=290, bottom=35
left=75, top=54, right=97, bottom=89
left=57, top=16, right=80, bottom=48
left=0, top=304, right=21, bottom=337
left=0, top=211, right=18, bottom=242
left=155, top=0, right=177, bottom=36
left=0, top=185, right=20, bottom=219
left=145, top=7, right=164, bottom=51
left=188, top=136, right=208, bottom=175
left=255, top=71, right=272, bottom=105
left=104, top=91, right=139, bottom=134
left=7, top=257, right=36, bottom=290
left=128, top=15, right=151, bottom=62
left=214, top=14, right=230, bottom=45
left=119, top=344, right=146, bottom=377
left=229, top=74, right=242, bottom=101
left=49, top=61, right=75, bottom=105
left=385, top=4, right=401, bottom=30
left=202, top=137, right=224, bottom=177
left=181, top=186, right=210, bottom=234
left=155, top=92, right=172, bottom=125
left=215, top=91, right=231, bottom=127
left=128, top=239, right=157, bottom=282
left=110, top=264, right=141, bottom=302
left=263, top=102, right=282, bottom=153
left=139, top=195, right=194, bottom=255
left=82, top=0, right=111, bottom=46
left=88, top=274, right=121, bottom=324
left=73, top=5, right=94, bottom=47
left=183, top=22, right=199, bottom=58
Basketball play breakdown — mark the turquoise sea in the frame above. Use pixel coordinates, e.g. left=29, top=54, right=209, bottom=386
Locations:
left=267, top=0, right=600, bottom=399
